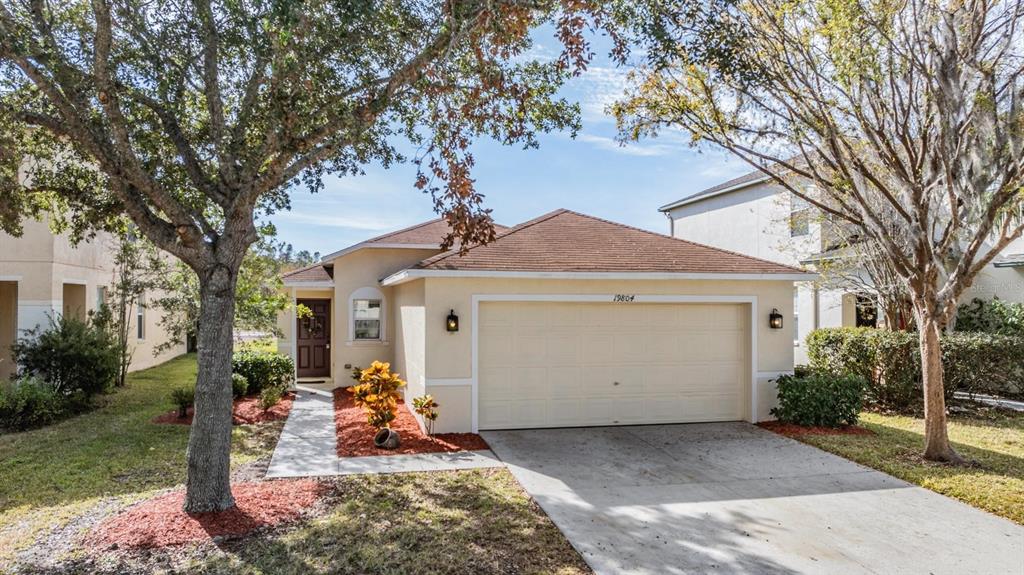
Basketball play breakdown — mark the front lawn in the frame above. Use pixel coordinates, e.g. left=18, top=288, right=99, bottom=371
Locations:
left=1, top=354, right=589, bottom=574
left=784, top=406, right=1024, bottom=524
left=0, top=354, right=279, bottom=564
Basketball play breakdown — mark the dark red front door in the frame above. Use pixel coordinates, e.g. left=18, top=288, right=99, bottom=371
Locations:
left=296, top=299, right=330, bottom=378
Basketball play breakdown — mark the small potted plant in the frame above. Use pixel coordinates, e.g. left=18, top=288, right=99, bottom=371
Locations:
left=349, top=361, right=406, bottom=449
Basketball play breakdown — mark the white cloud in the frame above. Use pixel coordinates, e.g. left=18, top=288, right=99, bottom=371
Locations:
left=576, top=133, right=674, bottom=157
left=272, top=211, right=399, bottom=230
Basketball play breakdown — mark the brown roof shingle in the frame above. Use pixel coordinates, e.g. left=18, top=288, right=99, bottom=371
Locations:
left=282, top=263, right=333, bottom=283
left=321, top=218, right=511, bottom=260
left=414, top=209, right=805, bottom=275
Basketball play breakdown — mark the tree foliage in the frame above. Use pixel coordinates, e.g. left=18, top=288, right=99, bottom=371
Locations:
left=615, top=0, right=1024, bottom=463
left=0, top=0, right=623, bottom=511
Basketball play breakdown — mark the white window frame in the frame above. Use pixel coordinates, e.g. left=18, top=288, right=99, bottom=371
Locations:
left=347, top=286, right=386, bottom=343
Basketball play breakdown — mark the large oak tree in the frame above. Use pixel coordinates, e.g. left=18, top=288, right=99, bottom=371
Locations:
left=616, top=0, right=1024, bottom=462
left=0, top=0, right=617, bottom=511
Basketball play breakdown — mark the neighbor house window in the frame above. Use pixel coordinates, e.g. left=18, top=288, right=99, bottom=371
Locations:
left=96, top=286, right=107, bottom=309
left=353, top=299, right=381, bottom=340
left=136, top=292, right=146, bottom=340
left=790, top=192, right=811, bottom=237
left=855, top=294, right=878, bottom=328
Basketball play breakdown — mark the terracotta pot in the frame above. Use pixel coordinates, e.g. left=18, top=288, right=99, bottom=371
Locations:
left=374, top=428, right=401, bottom=450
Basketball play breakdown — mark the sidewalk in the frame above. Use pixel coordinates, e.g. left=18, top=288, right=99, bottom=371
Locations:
left=265, top=386, right=502, bottom=478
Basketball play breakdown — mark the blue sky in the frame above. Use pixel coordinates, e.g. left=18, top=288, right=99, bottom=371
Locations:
left=273, top=31, right=749, bottom=255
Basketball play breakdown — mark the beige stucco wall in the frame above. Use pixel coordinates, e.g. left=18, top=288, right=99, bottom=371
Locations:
left=277, top=247, right=442, bottom=386
left=408, top=276, right=796, bottom=433
left=0, top=216, right=186, bottom=376
left=392, top=279, right=426, bottom=403
left=0, top=282, right=17, bottom=380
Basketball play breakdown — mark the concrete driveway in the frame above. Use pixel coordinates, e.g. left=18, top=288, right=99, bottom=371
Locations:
left=482, top=423, right=1024, bottom=575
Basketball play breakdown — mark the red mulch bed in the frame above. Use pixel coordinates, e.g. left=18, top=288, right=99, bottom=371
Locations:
left=89, top=480, right=325, bottom=549
left=334, top=389, right=489, bottom=457
left=152, top=392, right=295, bottom=426
left=758, top=420, right=875, bottom=437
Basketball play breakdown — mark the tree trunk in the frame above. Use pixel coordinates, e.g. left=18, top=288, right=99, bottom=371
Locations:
left=183, top=264, right=239, bottom=513
left=917, top=314, right=964, bottom=463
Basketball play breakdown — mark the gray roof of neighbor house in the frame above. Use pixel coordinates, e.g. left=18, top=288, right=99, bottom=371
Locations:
left=659, top=168, right=771, bottom=212
left=404, top=209, right=808, bottom=276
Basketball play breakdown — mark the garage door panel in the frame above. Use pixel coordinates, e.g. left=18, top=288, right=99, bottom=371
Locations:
left=548, top=366, right=585, bottom=398
left=480, top=333, right=513, bottom=366
left=515, top=336, right=548, bottom=364
left=581, top=334, right=614, bottom=363
left=478, top=301, right=748, bottom=430
left=545, top=335, right=580, bottom=364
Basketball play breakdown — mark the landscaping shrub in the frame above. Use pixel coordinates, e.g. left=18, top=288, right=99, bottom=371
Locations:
left=12, top=312, right=120, bottom=400
left=942, top=332, right=1024, bottom=398
left=349, top=361, right=406, bottom=429
left=771, top=372, right=865, bottom=427
left=412, top=394, right=439, bottom=435
left=259, top=385, right=284, bottom=410
left=807, top=327, right=1024, bottom=406
left=0, top=377, right=67, bottom=431
left=231, top=351, right=294, bottom=394
left=231, top=373, right=250, bottom=398
left=955, top=298, right=1024, bottom=337
left=806, top=327, right=919, bottom=410
left=169, top=387, right=195, bottom=418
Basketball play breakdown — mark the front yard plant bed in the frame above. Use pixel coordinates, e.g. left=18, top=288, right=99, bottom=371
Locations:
left=758, top=420, right=874, bottom=437
left=152, top=392, right=295, bottom=426
left=333, top=389, right=489, bottom=457
left=88, top=480, right=326, bottom=549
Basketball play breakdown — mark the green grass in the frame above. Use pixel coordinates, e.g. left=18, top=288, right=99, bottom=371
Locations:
left=0, top=354, right=277, bottom=560
left=178, top=469, right=590, bottom=575
left=789, top=408, right=1024, bottom=523
left=1, top=355, right=589, bottom=574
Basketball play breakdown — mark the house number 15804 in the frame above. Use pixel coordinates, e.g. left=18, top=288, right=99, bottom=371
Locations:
left=613, top=294, right=636, bottom=302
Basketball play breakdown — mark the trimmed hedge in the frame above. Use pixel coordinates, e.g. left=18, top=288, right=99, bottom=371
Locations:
left=806, top=327, right=1024, bottom=408
left=231, top=350, right=294, bottom=394
left=806, top=328, right=919, bottom=409
left=771, top=372, right=865, bottom=427
left=942, top=332, right=1024, bottom=398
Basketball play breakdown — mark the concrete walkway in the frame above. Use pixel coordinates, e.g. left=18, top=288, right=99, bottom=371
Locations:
left=266, top=387, right=502, bottom=478
left=484, top=423, right=1024, bottom=575
left=954, top=392, right=1024, bottom=412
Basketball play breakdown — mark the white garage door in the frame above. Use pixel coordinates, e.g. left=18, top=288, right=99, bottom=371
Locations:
left=478, top=301, right=749, bottom=430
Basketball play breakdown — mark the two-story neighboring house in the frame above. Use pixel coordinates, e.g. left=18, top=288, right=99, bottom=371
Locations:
left=0, top=216, right=186, bottom=379
left=660, top=169, right=1024, bottom=363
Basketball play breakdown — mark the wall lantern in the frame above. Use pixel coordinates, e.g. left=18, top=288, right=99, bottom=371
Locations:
left=769, top=308, right=784, bottom=329
left=446, top=309, right=459, bottom=332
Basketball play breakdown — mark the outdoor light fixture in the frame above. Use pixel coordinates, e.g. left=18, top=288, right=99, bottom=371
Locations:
left=446, top=309, right=459, bottom=332
left=769, top=308, right=784, bottom=329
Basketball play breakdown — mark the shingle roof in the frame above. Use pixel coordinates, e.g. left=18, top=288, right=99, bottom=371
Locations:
left=282, top=263, right=333, bottom=283
left=320, top=218, right=510, bottom=261
left=414, top=209, right=805, bottom=275
left=659, top=168, right=770, bottom=212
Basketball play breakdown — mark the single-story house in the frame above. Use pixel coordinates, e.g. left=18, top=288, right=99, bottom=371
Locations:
left=278, top=209, right=814, bottom=433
